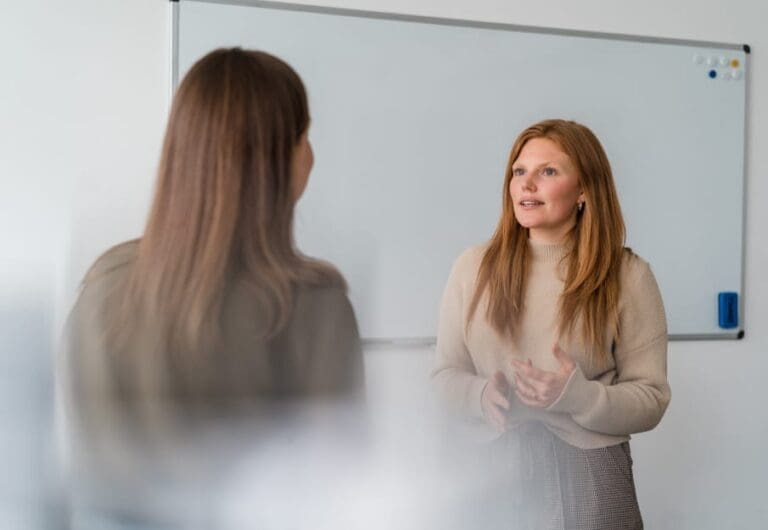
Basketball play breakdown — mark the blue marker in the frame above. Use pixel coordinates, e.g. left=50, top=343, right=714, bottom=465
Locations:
left=718, top=292, right=738, bottom=329
left=709, top=69, right=718, bottom=79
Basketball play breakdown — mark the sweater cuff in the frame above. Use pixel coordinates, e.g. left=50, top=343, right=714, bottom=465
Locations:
left=546, top=365, right=599, bottom=415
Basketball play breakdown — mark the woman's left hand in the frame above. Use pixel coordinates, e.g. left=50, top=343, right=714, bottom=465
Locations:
left=511, top=344, right=576, bottom=408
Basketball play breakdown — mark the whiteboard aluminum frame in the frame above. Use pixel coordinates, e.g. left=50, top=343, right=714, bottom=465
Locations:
left=169, top=0, right=748, bottom=344
left=361, top=332, right=745, bottom=348
left=170, top=0, right=180, bottom=98
left=172, top=0, right=747, bottom=52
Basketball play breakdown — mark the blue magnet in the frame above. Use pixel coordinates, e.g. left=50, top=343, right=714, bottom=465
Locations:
left=718, top=292, right=738, bottom=329
left=708, top=69, right=718, bottom=79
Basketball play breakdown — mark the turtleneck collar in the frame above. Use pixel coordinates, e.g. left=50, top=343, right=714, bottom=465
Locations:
left=528, top=238, right=572, bottom=263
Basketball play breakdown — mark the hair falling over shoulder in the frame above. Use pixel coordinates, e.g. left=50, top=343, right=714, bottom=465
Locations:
left=109, top=48, right=344, bottom=357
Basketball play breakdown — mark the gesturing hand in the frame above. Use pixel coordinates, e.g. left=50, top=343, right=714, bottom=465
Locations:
left=481, top=371, right=511, bottom=432
left=511, top=344, right=576, bottom=408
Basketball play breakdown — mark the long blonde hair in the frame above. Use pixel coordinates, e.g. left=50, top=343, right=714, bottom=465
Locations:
left=101, top=48, right=344, bottom=357
left=468, top=119, right=626, bottom=362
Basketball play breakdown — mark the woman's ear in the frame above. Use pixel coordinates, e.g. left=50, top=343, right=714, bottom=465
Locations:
left=291, top=132, right=313, bottom=202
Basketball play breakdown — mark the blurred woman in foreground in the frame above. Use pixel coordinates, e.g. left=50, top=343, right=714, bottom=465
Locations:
left=61, top=48, right=363, bottom=525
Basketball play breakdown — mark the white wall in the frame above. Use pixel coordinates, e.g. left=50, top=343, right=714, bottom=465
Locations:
left=2, top=0, right=766, bottom=528
left=0, top=1, right=169, bottom=527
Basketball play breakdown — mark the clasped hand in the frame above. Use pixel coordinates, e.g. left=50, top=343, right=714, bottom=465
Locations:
left=511, top=344, right=575, bottom=408
left=481, top=344, right=576, bottom=431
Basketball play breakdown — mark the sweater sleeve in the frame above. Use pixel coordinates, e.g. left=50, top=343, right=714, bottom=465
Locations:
left=547, top=260, right=671, bottom=435
left=431, top=253, right=488, bottom=420
left=295, top=287, right=365, bottom=397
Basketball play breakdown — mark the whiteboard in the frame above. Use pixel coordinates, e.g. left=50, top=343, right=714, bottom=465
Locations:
left=175, top=0, right=748, bottom=341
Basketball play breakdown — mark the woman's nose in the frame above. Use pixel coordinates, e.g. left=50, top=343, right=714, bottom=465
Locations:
left=521, top=175, right=536, bottom=192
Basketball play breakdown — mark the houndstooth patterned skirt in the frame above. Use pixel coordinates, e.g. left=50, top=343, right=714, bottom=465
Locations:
left=480, top=422, right=643, bottom=530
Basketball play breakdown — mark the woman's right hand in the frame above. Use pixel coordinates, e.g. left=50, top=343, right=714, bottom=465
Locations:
left=481, top=371, right=511, bottom=432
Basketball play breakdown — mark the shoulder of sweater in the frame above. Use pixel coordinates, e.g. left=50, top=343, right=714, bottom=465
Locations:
left=451, top=242, right=490, bottom=279
left=618, top=249, right=663, bottom=309
left=81, top=239, right=139, bottom=288
left=292, top=284, right=354, bottom=322
left=295, top=283, right=349, bottom=305
left=620, top=248, right=653, bottom=282
left=282, top=284, right=359, bottom=343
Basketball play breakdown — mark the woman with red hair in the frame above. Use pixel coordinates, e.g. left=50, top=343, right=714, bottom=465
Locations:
left=433, top=119, right=670, bottom=529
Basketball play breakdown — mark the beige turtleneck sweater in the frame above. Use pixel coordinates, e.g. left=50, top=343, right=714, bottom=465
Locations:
left=432, top=240, right=671, bottom=449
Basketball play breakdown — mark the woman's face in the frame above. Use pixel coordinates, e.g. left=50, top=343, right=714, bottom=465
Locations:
left=509, top=137, right=584, bottom=243
left=291, top=129, right=314, bottom=201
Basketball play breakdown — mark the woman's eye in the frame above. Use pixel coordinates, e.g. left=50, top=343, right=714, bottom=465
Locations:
left=541, top=167, right=557, bottom=176
left=512, top=168, right=524, bottom=177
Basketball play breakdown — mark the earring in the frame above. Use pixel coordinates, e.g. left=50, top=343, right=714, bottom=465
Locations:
left=577, top=201, right=584, bottom=212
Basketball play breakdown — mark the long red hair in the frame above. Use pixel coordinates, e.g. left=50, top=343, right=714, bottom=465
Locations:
left=468, top=119, right=627, bottom=362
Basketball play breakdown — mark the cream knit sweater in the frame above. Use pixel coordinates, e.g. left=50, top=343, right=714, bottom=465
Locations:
left=432, top=240, right=671, bottom=449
